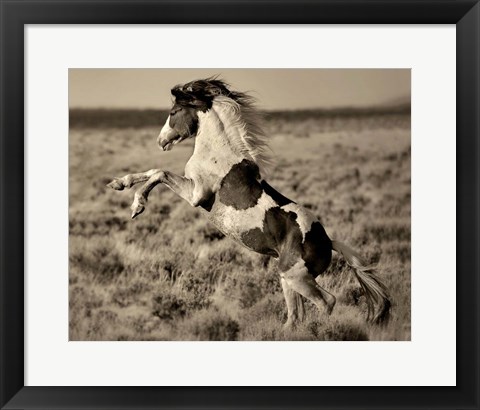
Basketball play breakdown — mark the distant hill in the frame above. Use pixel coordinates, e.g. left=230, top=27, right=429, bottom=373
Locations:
left=69, top=108, right=168, bottom=129
left=381, top=95, right=411, bottom=108
left=69, top=104, right=410, bottom=129
left=263, top=103, right=410, bottom=122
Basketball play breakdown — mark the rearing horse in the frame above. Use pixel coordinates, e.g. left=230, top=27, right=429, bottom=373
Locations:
left=108, top=78, right=391, bottom=327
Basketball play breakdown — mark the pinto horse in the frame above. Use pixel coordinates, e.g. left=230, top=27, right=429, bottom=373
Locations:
left=108, top=78, right=391, bottom=326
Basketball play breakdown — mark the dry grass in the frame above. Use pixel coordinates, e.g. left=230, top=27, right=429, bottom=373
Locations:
left=69, top=114, right=411, bottom=341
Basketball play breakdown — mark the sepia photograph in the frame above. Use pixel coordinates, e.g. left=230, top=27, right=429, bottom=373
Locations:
left=69, top=68, right=411, bottom=341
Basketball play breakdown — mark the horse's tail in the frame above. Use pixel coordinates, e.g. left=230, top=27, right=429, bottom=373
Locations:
left=332, top=240, right=391, bottom=324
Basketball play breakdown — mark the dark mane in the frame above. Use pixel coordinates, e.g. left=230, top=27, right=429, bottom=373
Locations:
left=171, top=76, right=254, bottom=108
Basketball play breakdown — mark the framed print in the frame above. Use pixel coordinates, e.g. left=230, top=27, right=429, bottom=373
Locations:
left=1, top=1, right=479, bottom=409
left=69, top=67, right=409, bottom=343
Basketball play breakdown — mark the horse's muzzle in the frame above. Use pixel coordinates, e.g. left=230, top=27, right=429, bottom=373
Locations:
left=157, top=125, right=178, bottom=151
left=157, top=136, right=172, bottom=151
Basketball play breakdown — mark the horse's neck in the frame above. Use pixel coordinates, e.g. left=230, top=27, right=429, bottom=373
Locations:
left=190, top=105, right=251, bottom=174
left=185, top=105, right=261, bottom=204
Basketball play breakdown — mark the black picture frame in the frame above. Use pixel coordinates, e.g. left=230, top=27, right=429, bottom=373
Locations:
left=1, top=1, right=478, bottom=409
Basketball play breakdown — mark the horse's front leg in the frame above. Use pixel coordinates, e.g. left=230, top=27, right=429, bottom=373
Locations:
left=130, top=171, right=196, bottom=218
left=107, top=169, right=161, bottom=191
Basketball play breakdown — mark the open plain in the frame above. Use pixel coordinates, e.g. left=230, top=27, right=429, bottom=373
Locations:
left=69, top=109, right=411, bottom=341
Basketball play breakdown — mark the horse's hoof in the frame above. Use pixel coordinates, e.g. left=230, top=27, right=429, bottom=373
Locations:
left=131, top=205, right=145, bottom=219
left=107, top=178, right=125, bottom=191
left=131, top=197, right=146, bottom=219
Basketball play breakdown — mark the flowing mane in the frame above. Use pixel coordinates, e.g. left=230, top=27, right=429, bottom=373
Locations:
left=212, top=93, right=273, bottom=175
left=173, top=77, right=274, bottom=174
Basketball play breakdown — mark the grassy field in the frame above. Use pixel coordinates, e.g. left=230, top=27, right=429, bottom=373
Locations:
left=69, top=112, right=411, bottom=341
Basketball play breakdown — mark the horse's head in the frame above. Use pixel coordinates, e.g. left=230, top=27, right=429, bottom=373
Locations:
left=157, top=78, right=232, bottom=151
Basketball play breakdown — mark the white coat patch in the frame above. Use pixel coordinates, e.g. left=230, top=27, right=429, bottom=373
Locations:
left=211, top=192, right=277, bottom=239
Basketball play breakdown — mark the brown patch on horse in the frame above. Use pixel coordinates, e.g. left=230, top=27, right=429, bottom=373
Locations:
left=218, top=160, right=263, bottom=210
left=240, top=208, right=332, bottom=277
left=239, top=207, right=302, bottom=270
left=168, top=104, right=199, bottom=137
left=240, top=228, right=279, bottom=257
left=301, top=222, right=332, bottom=278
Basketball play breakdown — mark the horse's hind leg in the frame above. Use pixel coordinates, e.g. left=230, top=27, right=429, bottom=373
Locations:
left=281, top=278, right=305, bottom=328
left=282, top=261, right=336, bottom=316
left=107, top=169, right=161, bottom=191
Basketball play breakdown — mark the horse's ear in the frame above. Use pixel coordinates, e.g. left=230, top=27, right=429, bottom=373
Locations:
left=171, top=87, right=181, bottom=98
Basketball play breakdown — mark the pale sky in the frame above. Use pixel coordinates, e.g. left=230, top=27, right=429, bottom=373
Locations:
left=69, top=69, right=410, bottom=110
